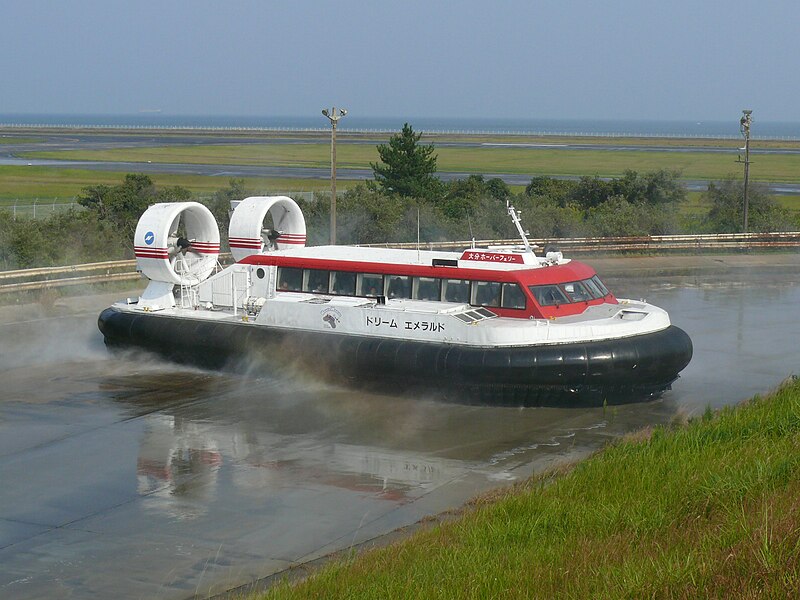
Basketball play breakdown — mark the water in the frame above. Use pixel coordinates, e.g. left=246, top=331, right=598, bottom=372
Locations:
left=2, top=113, right=800, bottom=139
left=1, top=274, right=799, bottom=598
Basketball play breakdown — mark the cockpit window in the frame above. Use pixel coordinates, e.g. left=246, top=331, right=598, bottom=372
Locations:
left=530, top=276, right=611, bottom=306
left=529, top=284, right=570, bottom=306
left=562, top=281, right=592, bottom=302
left=582, top=277, right=604, bottom=299
left=591, top=275, right=610, bottom=297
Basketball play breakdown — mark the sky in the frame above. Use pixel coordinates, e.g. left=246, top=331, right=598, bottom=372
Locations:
left=1, top=0, right=798, bottom=121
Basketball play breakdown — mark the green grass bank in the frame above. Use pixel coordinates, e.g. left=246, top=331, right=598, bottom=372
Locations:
left=0, top=166, right=336, bottom=203
left=257, top=379, right=800, bottom=599
left=21, top=143, right=800, bottom=183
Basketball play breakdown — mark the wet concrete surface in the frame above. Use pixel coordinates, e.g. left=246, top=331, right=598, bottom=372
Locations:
left=2, top=263, right=800, bottom=599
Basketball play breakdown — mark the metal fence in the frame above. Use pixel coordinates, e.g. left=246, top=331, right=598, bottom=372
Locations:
left=1, top=193, right=318, bottom=220
left=0, top=201, right=81, bottom=219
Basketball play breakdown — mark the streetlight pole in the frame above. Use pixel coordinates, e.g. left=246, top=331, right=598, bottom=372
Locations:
left=322, top=107, right=347, bottom=245
left=738, top=109, right=752, bottom=233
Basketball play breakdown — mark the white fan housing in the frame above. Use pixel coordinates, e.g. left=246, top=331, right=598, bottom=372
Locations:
left=228, top=196, right=306, bottom=262
left=134, top=202, right=220, bottom=309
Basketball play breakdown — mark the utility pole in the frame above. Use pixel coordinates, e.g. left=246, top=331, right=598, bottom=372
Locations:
left=738, top=109, right=752, bottom=233
left=322, top=107, right=347, bottom=245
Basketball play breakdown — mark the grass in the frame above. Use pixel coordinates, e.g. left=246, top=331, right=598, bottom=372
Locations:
left=0, top=135, right=41, bottom=144
left=258, top=379, right=800, bottom=599
left=776, top=195, right=800, bottom=213
left=20, top=142, right=800, bottom=183
left=681, top=191, right=708, bottom=215
left=0, top=166, right=338, bottom=203
left=4, top=131, right=799, bottom=208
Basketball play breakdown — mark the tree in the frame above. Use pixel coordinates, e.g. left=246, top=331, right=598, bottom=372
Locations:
left=78, top=174, right=191, bottom=246
left=370, top=123, right=441, bottom=199
left=587, top=195, right=677, bottom=237
left=0, top=209, right=16, bottom=269
left=702, top=178, right=792, bottom=233
left=567, top=176, right=615, bottom=209
left=484, top=177, right=511, bottom=201
left=204, top=178, right=248, bottom=237
left=611, top=169, right=686, bottom=206
left=524, top=176, right=575, bottom=205
left=439, top=175, right=511, bottom=221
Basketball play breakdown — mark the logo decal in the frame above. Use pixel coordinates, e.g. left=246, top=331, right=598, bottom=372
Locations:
left=321, top=307, right=342, bottom=329
left=144, top=231, right=155, bottom=245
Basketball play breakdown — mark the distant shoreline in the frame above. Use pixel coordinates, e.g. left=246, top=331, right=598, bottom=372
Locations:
left=3, top=123, right=800, bottom=144
left=2, top=114, right=800, bottom=140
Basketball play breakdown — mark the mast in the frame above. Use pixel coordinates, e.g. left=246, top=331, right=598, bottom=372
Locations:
left=506, top=200, right=533, bottom=254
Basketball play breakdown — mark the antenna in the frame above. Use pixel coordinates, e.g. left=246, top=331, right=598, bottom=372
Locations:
left=506, top=200, right=533, bottom=253
left=417, top=206, right=421, bottom=262
left=468, top=215, right=475, bottom=249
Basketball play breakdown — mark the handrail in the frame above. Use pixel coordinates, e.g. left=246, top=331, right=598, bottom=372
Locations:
left=0, top=260, right=136, bottom=281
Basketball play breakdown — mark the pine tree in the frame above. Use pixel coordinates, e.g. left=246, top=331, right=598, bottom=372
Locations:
left=370, top=123, right=441, bottom=199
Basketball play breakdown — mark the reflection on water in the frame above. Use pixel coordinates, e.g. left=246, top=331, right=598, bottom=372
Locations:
left=102, top=364, right=688, bottom=526
left=3, top=279, right=800, bottom=599
left=137, top=415, right=223, bottom=520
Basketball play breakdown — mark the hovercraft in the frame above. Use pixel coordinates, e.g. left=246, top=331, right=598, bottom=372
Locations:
left=98, top=196, right=692, bottom=406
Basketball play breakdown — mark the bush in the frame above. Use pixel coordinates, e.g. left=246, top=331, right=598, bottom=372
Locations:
left=587, top=196, right=678, bottom=237
left=701, top=178, right=793, bottom=233
left=0, top=207, right=126, bottom=270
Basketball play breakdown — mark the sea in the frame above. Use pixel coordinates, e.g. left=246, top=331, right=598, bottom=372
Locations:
left=1, top=113, right=799, bottom=140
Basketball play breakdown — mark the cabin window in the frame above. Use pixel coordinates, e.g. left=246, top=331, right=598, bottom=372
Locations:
left=414, top=277, right=442, bottom=301
left=387, top=275, right=411, bottom=299
left=529, top=284, right=570, bottom=306
left=331, top=271, right=357, bottom=296
left=358, top=273, right=384, bottom=297
left=591, top=275, right=610, bottom=297
left=304, top=269, right=330, bottom=294
left=501, top=283, right=526, bottom=310
left=582, top=277, right=605, bottom=299
left=563, top=281, right=593, bottom=302
left=443, top=279, right=470, bottom=303
left=277, top=267, right=302, bottom=292
left=473, top=281, right=501, bottom=307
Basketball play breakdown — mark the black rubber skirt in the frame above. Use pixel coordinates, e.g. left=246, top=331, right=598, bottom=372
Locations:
left=99, top=307, right=693, bottom=407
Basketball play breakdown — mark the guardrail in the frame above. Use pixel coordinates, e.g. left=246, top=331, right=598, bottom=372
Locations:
left=363, top=231, right=800, bottom=252
left=2, top=233, right=799, bottom=294
left=0, top=260, right=140, bottom=294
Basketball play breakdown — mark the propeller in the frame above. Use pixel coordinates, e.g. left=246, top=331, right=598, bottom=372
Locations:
left=262, top=228, right=284, bottom=250
left=167, top=234, right=196, bottom=257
